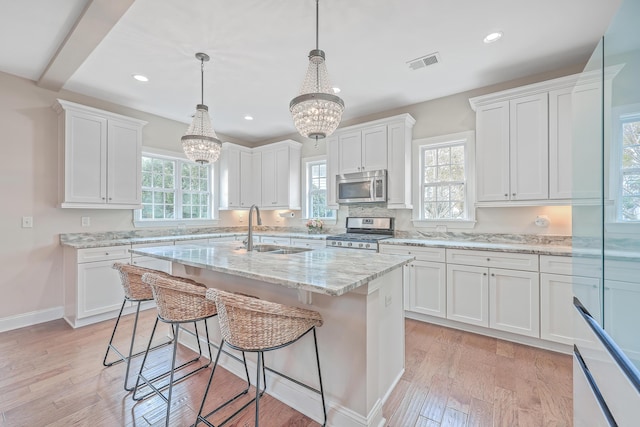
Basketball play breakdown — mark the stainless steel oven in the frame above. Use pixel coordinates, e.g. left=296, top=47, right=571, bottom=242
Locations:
left=326, top=217, right=394, bottom=251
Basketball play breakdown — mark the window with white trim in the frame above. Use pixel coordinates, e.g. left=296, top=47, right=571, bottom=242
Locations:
left=412, top=131, right=475, bottom=228
left=303, top=157, right=335, bottom=219
left=618, top=113, right=640, bottom=221
left=138, top=154, right=214, bottom=222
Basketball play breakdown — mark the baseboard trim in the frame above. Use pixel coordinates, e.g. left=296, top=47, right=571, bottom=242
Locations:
left=0, top=306, right=64, bottom=333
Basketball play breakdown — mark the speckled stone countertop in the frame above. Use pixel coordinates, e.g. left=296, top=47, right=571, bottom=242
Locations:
left=130, top=242, right=412, bottom=297
left=60, top=231, right=330, bottom=249
left=380, top=238, right=573, bottom=256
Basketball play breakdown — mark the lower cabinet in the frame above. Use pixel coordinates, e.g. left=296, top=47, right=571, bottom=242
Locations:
left=379, top=245, right=446, bottom=318
left=446, top=264, right=489, bottom=327
left=64, top=245, right=131, bottom=328
left=445, top=249, right=540, bottom=336
left=489, top=268, right=539, bottom=337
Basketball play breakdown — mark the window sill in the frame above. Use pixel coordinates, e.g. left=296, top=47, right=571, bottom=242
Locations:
left=604, top=222, right=640, bottom=234
left=411, top=219, right=477, bottom=231
left=303, top=218, right=337, bottom=225
left=134, top=219, right=220, bottom=228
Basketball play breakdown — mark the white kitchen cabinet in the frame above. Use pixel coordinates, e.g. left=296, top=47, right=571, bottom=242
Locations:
left=255, top=140, right=301, bottom=209
left=338, top=125, right=387, bottom=174
left=386, top=118, right=415, bottom=209
left=219, top=143, right=255, bottom=209
left=549, top=83, right=602, bottom=200
left=54, top=99, right=146, bottom=209
left=290, top=238, right=326, bottom=249
left=445, top=249, right=539, bottom=334
left=539, top=255, right=602, bottom=345
left=474, top=94, right=548, bottom=202
left=64, top=245, right=131, bottom=328
left=446, top=264, right=489, bottom=327
left=380, top=245, right=447, bottom=318
left=489, top=268, right=540, bottom=337
left=326, top=114, right=415, bottom=208
left=326, top=136, right=339, bottom=209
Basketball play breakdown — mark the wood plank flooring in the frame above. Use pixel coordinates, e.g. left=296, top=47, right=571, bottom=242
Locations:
left=0, top=311, right=572, bottom=426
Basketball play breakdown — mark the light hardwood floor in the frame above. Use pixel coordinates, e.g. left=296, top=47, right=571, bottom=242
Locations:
left=0, top=311, right=572, bottom=426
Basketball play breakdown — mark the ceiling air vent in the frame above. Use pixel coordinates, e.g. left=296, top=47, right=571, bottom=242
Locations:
left=407, top=52, right=441, bottom=70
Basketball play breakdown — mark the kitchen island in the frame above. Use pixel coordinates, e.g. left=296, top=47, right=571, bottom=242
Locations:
left=130, top=241, right=412, bottom=427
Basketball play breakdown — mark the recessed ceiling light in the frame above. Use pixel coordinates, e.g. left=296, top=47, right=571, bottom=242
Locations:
left=132, top=74, right=149, bottom=82
left=333, top=87, right=341, bottom=94
left=483, top=31, right=503, bottom=44
left=244, top=115, right=254, bottom=121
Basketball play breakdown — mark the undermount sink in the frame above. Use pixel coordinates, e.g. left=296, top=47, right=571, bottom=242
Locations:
left=241, top=244, right=313, bottom=254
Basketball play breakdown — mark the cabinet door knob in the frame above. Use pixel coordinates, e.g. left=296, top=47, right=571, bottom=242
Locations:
left=483, top=272, right=487, bottom=276
left=504, top=193, right=508, bottom=197
left=512, top=193, right=516, bottom=196
left=105, top=252, right=109, bottom=255
left=491, top=273, right=495, bottom=277
left=486, top=258, right=490, bottom=261
left=102, top=197, right=106, bottom=200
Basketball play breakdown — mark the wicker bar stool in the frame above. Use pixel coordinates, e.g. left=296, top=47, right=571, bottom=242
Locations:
left=135, top=273, right=251, bottom=427
left=195, top=289, right=327, bottom=427
left=104, top=263, right=183, bottom=391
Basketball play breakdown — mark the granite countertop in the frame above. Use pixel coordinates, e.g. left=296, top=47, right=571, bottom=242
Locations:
left=381, top=238, right=573, bottom=256
left=130, top=242, right=412, bottom=297
left=60, top=231, right=330, bottom=249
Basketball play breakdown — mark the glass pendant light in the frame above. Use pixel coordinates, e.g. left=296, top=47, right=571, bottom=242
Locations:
left=290, top=0, right=344, bottom=144
left=181, top=52, right=222, bottom=164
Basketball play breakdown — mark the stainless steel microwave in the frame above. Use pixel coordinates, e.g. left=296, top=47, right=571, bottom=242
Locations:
left=336, top=170, right=387, bottom=204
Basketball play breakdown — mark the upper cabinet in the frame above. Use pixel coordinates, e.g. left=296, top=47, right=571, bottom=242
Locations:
left=338, top=125, right=387, bottom=174
left=470, top=72, right=614, bottom=206
left=219, top=143, right=256, bottom=209
left=219, top=140, right=301, bottom=210
left=256, top=140, right=301, bottom=209
left=54, top=99, right=147, bottom=209
left=327, top=114, right=415, bottom=209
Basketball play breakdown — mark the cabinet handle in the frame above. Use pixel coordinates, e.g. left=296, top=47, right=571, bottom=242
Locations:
left=491, top=273, right=495, bottom=277
left=102, top=197, right=106, bottom=200
left=504, top=193, right=508, bottom=197
left=483, top=272, right=487, bottom=276
left=486, top=258, right=490, bottom=261
left=105, top=252, right=109, bottom=255
left=512, top=193, right=516, bottom=196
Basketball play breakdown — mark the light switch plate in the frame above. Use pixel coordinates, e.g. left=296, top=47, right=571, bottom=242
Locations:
left=81, top=216, right=91, bottom=227
left=22, top=216, right=33, bottom=228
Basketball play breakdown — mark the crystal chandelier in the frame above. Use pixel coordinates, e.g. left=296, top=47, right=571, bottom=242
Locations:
left=181, top=52, right=222, bottom=164
left=290, top=0, right=344, bottom=143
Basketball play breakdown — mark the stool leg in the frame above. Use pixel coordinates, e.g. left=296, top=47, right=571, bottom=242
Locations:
left=122, top=300, right=142, bottom=391
left=132, top=316, right=160, bottom=401
left=194, top=341, right=252, bottom=427
left=254, top=351, right=263, bottom=427
left=102, top=299, right=127, bottom=367
left=313, top=328, right=327, bottom=427
left=164, top=323, right=180, bottom=427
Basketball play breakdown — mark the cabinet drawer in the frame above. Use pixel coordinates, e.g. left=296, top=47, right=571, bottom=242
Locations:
left=77, top=245, right=131, bottom=263
left=446, top=249, right=538, bottom=271
left=540, top=255, right=601, bottom=277
left=380, top=245, right=446, bottom=262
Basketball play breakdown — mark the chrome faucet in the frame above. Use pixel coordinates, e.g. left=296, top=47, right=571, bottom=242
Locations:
left=247, top=204, right=262, bottom=251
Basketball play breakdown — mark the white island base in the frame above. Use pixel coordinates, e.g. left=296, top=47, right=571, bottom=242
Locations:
left=172, top=262, right=405, bottom=427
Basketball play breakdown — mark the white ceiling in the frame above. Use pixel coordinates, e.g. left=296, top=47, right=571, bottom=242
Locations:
left=0, top=0, right=622, bottom=144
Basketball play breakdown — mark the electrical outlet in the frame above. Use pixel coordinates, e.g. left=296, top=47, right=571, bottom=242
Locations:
left=22, top=216, right=33, bottom=228
left=81, top=217, right=91, bottom=227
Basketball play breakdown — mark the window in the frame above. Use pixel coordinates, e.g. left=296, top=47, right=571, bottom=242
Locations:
left=303, top=157, right=335, bottom=219
left=412, top=131, right=476, bottom=228
left=421, top=143, right=466, bottom=219
left=618, top=113, right=640, bottom=221
left=136, top=153, right=215, bottom=225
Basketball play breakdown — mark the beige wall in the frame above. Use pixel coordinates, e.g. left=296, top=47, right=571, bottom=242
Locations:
left=0, top=62, right=580, bottom=323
